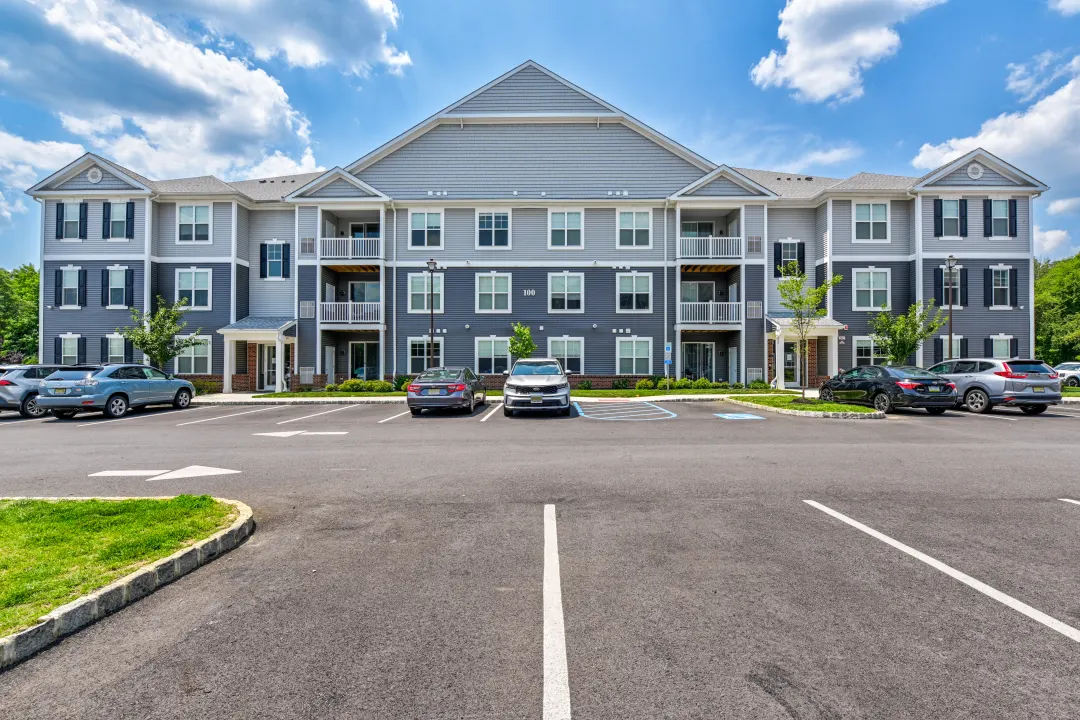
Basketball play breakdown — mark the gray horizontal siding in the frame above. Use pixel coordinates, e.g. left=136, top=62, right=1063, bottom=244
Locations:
left=766, top=207, right=817, bottom=312
left=686, top=175, right=762, bottom=197
left=152, top=201, right=232, bottom=259
left=921, top=195, right=1030, bottom=254
left=921, top=258, right=1030, bottom=355
left=931, top=165, right=1019, bottom=187
left=297, top=205, right=317, bottom=242
left=816, top=203, right=827, bottom=258
left=306, top=178, right=372, bottom=197
left=297, top=266, right=318, bottom=370
left=248, top=209, right=296, bottom=316
left=155, top=261, right=232, bottom=374
left=744, top=204, right=764, bottom=260
left=830, top=199, right=913, bottom=258
left=447, top=66, right=610, bottom=114
left=359, top=122, right=705, bottom=200
left=44, top=199, right=147, bottom=255
left=235, top=264, right=249, bottom=321
left=744, top=265, right=766, bottom=377
left=53, top=166, right=139, bottom=192
left=236, top=205, right=250, bottom=260
left=832, top=260, right=914, bottom=369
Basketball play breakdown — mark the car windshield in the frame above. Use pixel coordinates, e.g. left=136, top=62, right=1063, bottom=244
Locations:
left=1056, top=363, right=1079, bottom=370
left=46, top=369, right=101, bottom=380
left=416, top=369, right=461, bottom=382
left=887, top=366, right=940, bottom=380
left=1008, top=361, right=1054, bottom=375
left=511, top=362, right=562, bottom=376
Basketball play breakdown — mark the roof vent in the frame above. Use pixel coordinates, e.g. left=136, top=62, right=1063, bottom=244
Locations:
left=259, top=180, right=267, bottom=184
left=806, top=176, right=814, bottom=181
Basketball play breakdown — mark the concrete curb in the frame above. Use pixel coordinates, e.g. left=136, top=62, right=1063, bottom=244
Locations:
left=0, top=497, right=253, bottom=672
left=192, top=392, right=799, bottom=406
left=723, top=396, right=886, bottom=420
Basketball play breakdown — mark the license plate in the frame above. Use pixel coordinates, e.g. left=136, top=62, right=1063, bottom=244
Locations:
left=1032, top=386, right=1044, bottom=393
left=426, top=389, right=442, bottom=396
left=54, top=388, right=67, bottom=395
left=530, top=394, right=543, bottom=404
left=928, top=386, right=940, bottom=392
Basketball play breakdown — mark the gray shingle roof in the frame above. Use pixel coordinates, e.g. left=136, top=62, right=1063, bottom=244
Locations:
left=827, top=172, right=919, bottom=192
left=219, top=316, right=295, bottom=332
left=733, top=168, right=842, bottom=198
left=228, top=172, right=325, bottom=201
left=152, top=175, right=238, bottom=194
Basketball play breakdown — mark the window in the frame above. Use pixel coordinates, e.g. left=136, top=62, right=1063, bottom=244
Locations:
left=178, top=205, right=210, bottom=243
left=108, top=268, right=126, bottom=307
left=781, top=242, right=799, bottom=264
left=680, top=221, right=714, bottom=238
left=349, top=281, right=380, bottom=303
left=410, top=212, right=442, bottom=248
left=550, top=211, right=582, bottom=248
left=548, top=272, right=583, bottom=313
left=300, top=301, right=315, bottom=319
left=265, top=243, right=284, bottom=278
left=477, top=211, right=510, bottom=248
left=747, top=300, right=763, bottom=319
left=618, top=210, right=650, bottom=248
left=106, top=335, right=126, bottom=364
left=616, top=337, right=652, bottom=375
left=61, top=202, right=80, bottom=239
left=60, top=335, right=79, bottom=365
left=408, top=337, right=443, bottom=373
left=992, top=337, right=1012, bottom=359
left=992, top=268, right=1010, bottom=307
left=940, top=335, right=963, bottom=360
left=61, top=268, right=80, bottom=307
left=853, top=269, right=890, bottom=311
left=176, top=269, right=211, bottom=310
left=855, top=203, right=888, bottom=241
left=475, top=337, right=510, bottom=374
left=350, top=222, right=380, bottom=238
left=548, top=337, right=583, bottom=374
left=942, top=267, right=960, bottom=307
left=176, top=336, right=210, bottom=374
left=408, top=273, right=443, bottom=313
left=617, top=273, right=652, bottom=312
left=854, top=337, right=887, bottom=366
left=476, top=273, right=511, bottom=313
left=681, top=281, right=715, bottom=303
left=108, top=202, right=127, bottom=239
left=941, top=200, right=961, bottom=237
left=991, top=200, right=1009, bottom=238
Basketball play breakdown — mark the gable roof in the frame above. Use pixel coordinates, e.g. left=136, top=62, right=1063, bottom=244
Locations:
left=28, top=152, right=155, bottom=194
left=443, top=63, right=611, bottom=116
left=284, top=167, right=389, bottom=201
left=913, top=147, right=1048, bottom=191
left=670, top=165, right=777, bottom=199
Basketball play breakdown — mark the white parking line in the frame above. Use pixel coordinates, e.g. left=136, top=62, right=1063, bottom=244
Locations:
left=77, top=407, right=204, bottom=428
left=1059, top=499, right=1080, bottom=507
left=176, top=407, right=275, bottom=426
left=0, top=417, right=49, bottom=427
left=956, top=412, right=1018, bottom=422
left=805, top=499, right=1080, bottom=644
left=479, top=404, right=500, bottom=422
left=88, top=470, right=167, bottom=477
left=276, top=405, right=355, bottom=425
left=543, top=504, right=572, bottom=719
left=377, top=409, right=410, bottom=424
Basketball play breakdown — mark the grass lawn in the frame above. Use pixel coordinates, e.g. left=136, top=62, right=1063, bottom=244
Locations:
left=0, top=495, right=235, bottom=636
left=570, top=388, right=797, bottom=398
left=732, top=395, right=878, bottom=414
left=1063, top=386, right=1080, bottom=396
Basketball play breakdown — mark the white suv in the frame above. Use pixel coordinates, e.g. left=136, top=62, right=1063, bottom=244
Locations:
left=502, top=358, right=572, bottom=416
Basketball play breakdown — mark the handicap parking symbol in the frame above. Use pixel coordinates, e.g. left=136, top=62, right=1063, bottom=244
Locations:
left=714, top=413, right=765, bottom=420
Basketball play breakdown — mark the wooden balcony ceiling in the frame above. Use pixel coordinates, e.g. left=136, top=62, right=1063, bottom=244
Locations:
left=324, top=264, right=380, bottom=273
left=681, top=264, right=736, bottom=273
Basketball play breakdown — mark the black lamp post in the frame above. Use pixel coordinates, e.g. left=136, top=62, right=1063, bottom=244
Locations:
left=426, top=258, right=437, bottom=370
left=946, top=254, right=957, bottom=360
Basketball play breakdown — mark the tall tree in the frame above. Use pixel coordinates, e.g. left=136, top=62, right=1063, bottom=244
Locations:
left=1035, top=252, right=1080, bottom=365
left=0, top=264, right=40, bottom=363
left=119, top=296, right=204, bottom=370
left=870, top=302, right=946, bottom=366
left=776, top=260, right=841, bottom=399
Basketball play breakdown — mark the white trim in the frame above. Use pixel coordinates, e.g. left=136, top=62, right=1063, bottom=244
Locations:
left=392, top=259, right=672, bottom=268
left=615, top=336, right=653, bottom=376
left=175, top=334, right=213, bottom=375
left=474, top=336, right=511, bottom=374
left=547, top=208, right=585, bottom=250
left=474, top=271, right=513, bottom=314
left=852, top=336, right=888, bottom=366
left=230, top=200, right=238, bottom=324
left=851, top=199, right=891, bottom=244
left=938, top=197, right=963, bottom=240
left=923, top=251, right=1031, bottom=260
left=547, top=336, right=585, bottom=374
left=669, top=165, right=777, bottom=199
left=104, top=333, right=127, bottom=364
left=937, top=334, right=964, bottom=361
left=615, top=271, right=653, bottom=314
left=913, top=148, right=1048, bottom=191
left=175, top=202, right=214, bottom=245
left=475, top=208, right=512, bottom=250
left=58, top=333, right=81, bottom=365
left=547, top=271, right=585, bottom=314
left=174, top=267, right=213, bottom=311
left=104, top=200, right=130, bottom=241
left=991, top=334, right=1013, bottom=360
left=990, top=265, right=1012, bottom=308
left=988, top=198, right=1011, bottom=239
left=851, top=267, right=891, bottom=312
left=616, top=207, right=653, bottom=249
left=406, top=208, right=444, bottom=251
left=58, top=264, right=82, bottom=309
left=264, top=240, right=286, bottom=280
left=406, top=272, right=444, bottom=314
left=407, top=335, right=444, bottom=372
left=284, top=167, right=389, bottom=201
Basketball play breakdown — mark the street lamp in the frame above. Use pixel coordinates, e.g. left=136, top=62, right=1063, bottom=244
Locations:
left=946, top=254, right=957, bottom=360
left=426, top=258, right=438, bottom=370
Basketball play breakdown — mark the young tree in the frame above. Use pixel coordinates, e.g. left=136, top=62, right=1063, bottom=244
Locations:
left=0, top=264, right=40, bottom=362
left=870, top=302, right=946, bottom=366
left=119, top=296, right=204, bottom=371
left=776, top=260, right=841, bottom=400
left=508, top=321, right=537, bottom=362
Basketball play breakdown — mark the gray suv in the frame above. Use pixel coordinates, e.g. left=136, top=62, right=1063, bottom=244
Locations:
left=502, top=358, right=572, bottom=416
left=0, top=365, right=65, bottom=418
left=926, top=358, right=1062, bottom=414
left=1054, top=362, right=1080, bottom=388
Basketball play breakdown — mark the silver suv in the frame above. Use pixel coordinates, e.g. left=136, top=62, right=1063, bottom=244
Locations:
left=502, top=358, right=572, bottom=416
left=1054, top=362, right=1080, bottom=388
left=0, top=365, right=66, bottom=418
left=926, top=358, right=1062, bottom=415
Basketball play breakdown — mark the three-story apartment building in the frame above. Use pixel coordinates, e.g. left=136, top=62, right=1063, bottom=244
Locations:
left=26, top=61, right=1046, bottom=392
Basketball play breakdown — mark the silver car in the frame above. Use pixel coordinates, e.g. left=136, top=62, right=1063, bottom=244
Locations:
left=502, top=358, right=572, bottom=416
left=0, top=364, right=65, bottom=418
left=926, top=358, right=1062, bottom=415
left=1054, top=362, right=1080, bottom=388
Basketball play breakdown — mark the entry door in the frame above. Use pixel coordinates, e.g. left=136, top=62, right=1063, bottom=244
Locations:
left=324, top=283, right=335, bottom=303
left=260, top=344, right=276, bottom=391
left=681, top=343, right=714, bottom=381
left=324, top=345, right=335, bottom=381
left=784, top=342, right=798, bottom=385
left=350, top=342, right=379, bottom=380
left=729, top=349, right=738, bottom=384
left=728, top=283, right=738, bottom=303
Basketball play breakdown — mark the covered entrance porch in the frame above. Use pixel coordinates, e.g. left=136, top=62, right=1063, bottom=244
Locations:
left=767, top=317, right=842, bottom=390
left=218, top=317, right=297, bottom=393
left=321, top=330, right=383, bottom=384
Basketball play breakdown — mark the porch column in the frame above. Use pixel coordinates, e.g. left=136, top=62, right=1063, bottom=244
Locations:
left=223, top=338, right=233, bottom=394
left=774, top=333, right=785, bottom=389
left=275, top=334, right=285, bottom=393
left=828, top=333, right=839, bottom=378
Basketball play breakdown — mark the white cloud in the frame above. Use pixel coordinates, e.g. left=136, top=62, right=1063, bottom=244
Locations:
left=1006, top=51, right=1079, bottom=102
left=1050, top=0, right=1080, bottom=16
left=0, top=128, right=84, bottom=188
left=1048, top=197, right=1080, bottom=215
left=750, top=0, right=946, bottom=103
left=686, top=119, right=861, bottom=175
left=241, top=147, right=322, bottom=179
left=789, top=144, right=863, bottom=170
left=0, top=190, right=29, bottom=226
left=58, top=113, right=124, bottom=137
left=1035, top=225, right=1071, bottom=254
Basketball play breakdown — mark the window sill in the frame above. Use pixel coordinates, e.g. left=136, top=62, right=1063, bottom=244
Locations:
left=106, top=305, right=129, bottom=310
left=852, top=239, right=891, bottom=244
left=106, top=239, right=130, bottom=243
left=615, top=309, right=654, bottom=314
left=940, top=305, right=964, bottom=311
left=406, top=309, right=444, bottom=314
left=852, top=307, right=890, bottom=312
left=475, top=310, right=513, bottom=314
left=407, top=246, right=444, bottom=251
left=175, top=241, right=213, bottom=246
left=475, top=246, right=512, bottom=251
left=59, top=239, right=82, bottom=243
left=264, top=277, right=286, bottom=282
left=616, top=245, right=653, bottom=250
left=989, top=306, right=1014, bottom=311
left=59, top=305, right=81, bottom=310
left=548, top=246, right=585, bottom=251
left=548, top=309, right=585, bottom=314
left=184, top=307, right=212, bottom=312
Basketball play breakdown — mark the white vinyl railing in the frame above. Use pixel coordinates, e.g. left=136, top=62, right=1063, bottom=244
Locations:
left=679, top=301, right=743, bottom=324
left=319, top=237, right=381, bottom=260
left=679, top=236, right=743, bottom=259
left=320, top=302, right=382, bottom=323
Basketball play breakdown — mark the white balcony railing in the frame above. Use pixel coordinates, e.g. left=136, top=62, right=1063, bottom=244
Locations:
left=320, top=302, right=382, bottom=324
left=319, top=237, right=381, bottom=260
left=679, top=301, right=743, bottom=324
left=679, top=236, right=743, bottom=260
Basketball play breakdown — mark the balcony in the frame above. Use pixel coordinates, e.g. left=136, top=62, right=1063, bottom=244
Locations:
left=320, top=301, right=382, bottom=324
left=679, top=301, right=742, bottom=325
left=679, top=236, right=743, bottom=260
left=319, top=237, right=381, bottom=260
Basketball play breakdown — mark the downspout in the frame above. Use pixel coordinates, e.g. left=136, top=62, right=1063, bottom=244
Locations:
left=35, top=197, right=44, bottom=362
left=664, top=199, right=670, bottom=379
left=390, top=200, right=397, bottom=378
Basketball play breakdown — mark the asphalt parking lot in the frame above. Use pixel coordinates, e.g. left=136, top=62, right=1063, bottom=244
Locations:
left=2, top=399, right=1080, bottom=719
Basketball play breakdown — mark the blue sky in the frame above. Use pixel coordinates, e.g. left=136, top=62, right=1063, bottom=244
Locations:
left=2, top=0, right=1080, bottom=267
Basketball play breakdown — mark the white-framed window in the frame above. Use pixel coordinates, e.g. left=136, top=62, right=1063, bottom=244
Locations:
left=349, top=222, right=380, bottom=238
left=175, top=335, right=211, bottom=375
left=549, top=210, right=583, bottom=249
left=992, top=335, right=1013, bottom=359
left=408, top=273, right=443, bottom=313
left=176, top=268, right=212, bottom=310
left=852, top=268, right=890, bottom=311
left=680, top=221, right=714, bottom=238
left=941, top=199, right=961, bottom=238
left=990, top=200, right=1009, bottom=238
left=108, top=202, right=127, bottom=240
left=408, top=337, right=444, bottom=373
left=475, top=272, right=511, bottom=313
left=992, top=267, right=1011, bottom=307
left=681, top=281, right=715, bottom=302
left=475, top=337, right=510, bottom=375
left=939, top=335, right=963, bottom=360
left=177, top=204, right=211, bottom=243
left=106, top=334, right=126, bottom=364
left=348, top=281, right=380, bottom=303
left=59, top=201, right=82, bottom=240
left=617, top=209, right=651, bottom=248
left=107, top=266, right=127, bottom=308
left=265, top=242, right=284, bottom=279
left=747, top=300, right=763, bottom=319
left=410, top=211, right=443, bottom=249
left=781, top=241, right=800, bottom=264
left=854, top=202, right=889, bottom=242
left=477, top=210, right=510, bottom=249
left=60, top=334, right=79, bottom=365
left=617, top=272, right=652, bottom=313
left=299, top=300, right=315, bottom=319
left=548, top=272, right=584, bottom=313
left=548, top=337, right=583, bottom=374
left=942, top=265, right=962, bottom=308
left=61, top=266, right=80, bottom=308
left=854, top=337, right=887, bottom=366
left=616, top=337, right=652, bottom=375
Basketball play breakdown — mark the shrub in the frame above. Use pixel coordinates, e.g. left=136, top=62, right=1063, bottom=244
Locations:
left=674, top=377, right=692, bottom=389
left=337, top=378, right=366, bottom=392
left=692, top=377, right=712, bottom=389
left=711, top=381, right=729, bottom=389
left=324, top=383, right=337, bottom=392
left=654, top=376, right=674, bottom=392
left=576, top=379, right=592, bottom=390
left=367, top=380, right=394, bottom=393
left=397, top=376, right=413, bottom=391
left=730, top=382, right=744, bottom=390
left=749, top=379, right=770, bottom=390
left=611, top=378, right=630, bottom=390
left=635, top=378, right=655, bottom=390
left=188, top=378, right=220, bottom=395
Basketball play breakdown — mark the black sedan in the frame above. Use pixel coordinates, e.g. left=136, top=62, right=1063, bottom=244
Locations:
left=406, top=367, right=487, bottom=415
left=820, top=365, right=956, bottom=414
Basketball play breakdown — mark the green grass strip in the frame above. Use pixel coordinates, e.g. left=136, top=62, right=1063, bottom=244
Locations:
left=731, top=395, right=878, bottom=413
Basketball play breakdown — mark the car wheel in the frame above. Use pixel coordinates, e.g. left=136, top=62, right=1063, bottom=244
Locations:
left=104, top=394, right=129, bottom=419
left=820, top=386, right=835, bottom=402
left=19, top=393, right=47, bottom=419
left=1020, top=405, right=1047, bottom=415
left=1067, top=377, right=1079, bottom=388
left=51, top=409, right=77, bottom=419
left=173, top=388, right=192, bottom=409
left=872, top=392, right=893, bottom=414
left=410, top=408, right=422, bottom=416
left=477, top=392, right=486, bottom=406
left=965, top=388, right=991, bottom=414
left=926, top=407, right=948, bottom=415
left=503, top=405, right=513, bottom=417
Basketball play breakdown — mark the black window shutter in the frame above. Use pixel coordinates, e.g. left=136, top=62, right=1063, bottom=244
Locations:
left=933, top=267, right=944, bottom=306
left=260, top=243, right=268, bottom=278
left=1010, top=338, right=1019, bottom=358
left=983, top=199, right=993, bottom=237
left=102, top=201, right=111, bottom=239
left=984, top=338, right=994, bottom=358
left=77, top=336, right=86, bottom=364
left=125, top=268, right=135, bottom=307
left=960, top=338, right=969, bottom=357
left=54, top=337, right=62, bottom=363
left=55, top=203, right=64, bottom=239
left=124, top=339, right=134, bottom=364
left=78, top=202, right=88, bottom=239
left=77, top=269, right=87, bottom=307
left=773, top=243, right=782, bottom=277
left=933, top=338, right=943, bottom=364
left=125, top=201, right=135, bottom=239
left=1008, top=268, right=1018, bottom=306
left=983, top=268, right=993, bottom=307
left=958, top=199, right=968, bottom=237
left=101, top=268, right=109, bottom=306
left=796, top=243, right=806, bottom=275
left=54, top=269, right=62, bottom=306
left=282, top=242, right=291, bottom=278
left=933, top=199, right=943, bottom=237
left=959, top=268, right=969, bottom=306
left=1008, top=199, right=1018, bottom=237
left=100, top=337, right=108, bottom=362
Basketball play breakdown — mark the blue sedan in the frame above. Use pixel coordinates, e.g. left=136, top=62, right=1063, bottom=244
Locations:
left=38, top=364, right=196, bottom=419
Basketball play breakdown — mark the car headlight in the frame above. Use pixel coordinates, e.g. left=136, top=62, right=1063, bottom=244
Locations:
left=555, top=382, right=569, bottom=390
left=504, top=384, right=517, bottom=393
